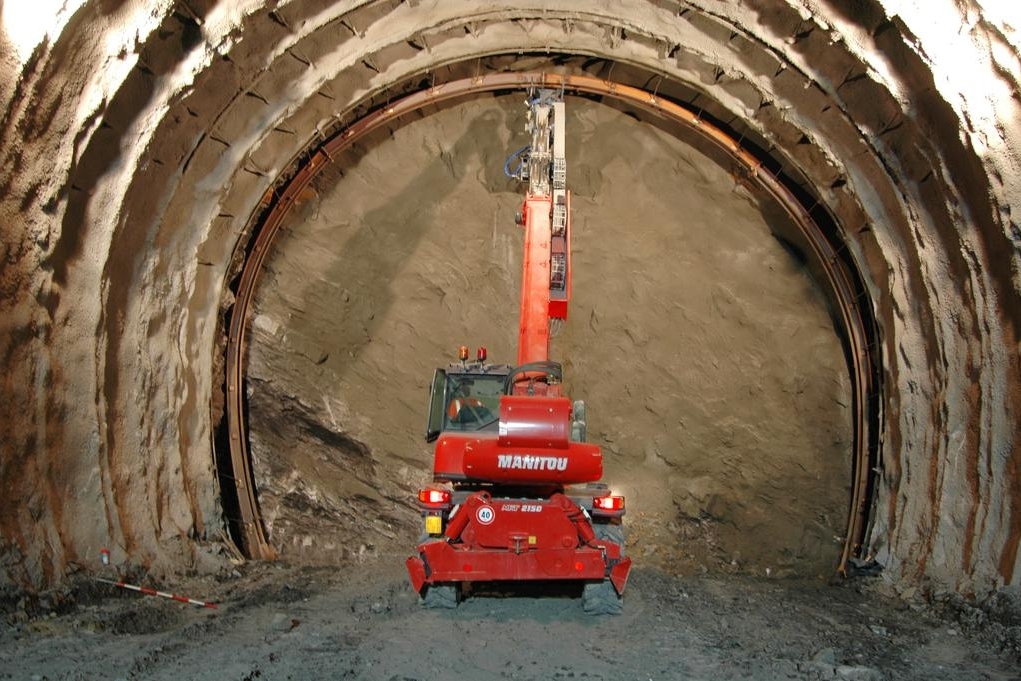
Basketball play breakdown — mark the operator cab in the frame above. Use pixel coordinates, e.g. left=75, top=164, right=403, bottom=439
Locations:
left=426, top=347, right=511, bottom=441
left=425, top=346, right=569, bottom=442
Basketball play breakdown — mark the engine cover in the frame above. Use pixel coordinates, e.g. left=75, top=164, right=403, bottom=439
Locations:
left=434, top=434, right=601, bottom=485
left=497, top=395, right=570, bottom=449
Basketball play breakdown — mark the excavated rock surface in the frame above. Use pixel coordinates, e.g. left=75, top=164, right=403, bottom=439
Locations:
left=246, top=95, right=851, bottom=579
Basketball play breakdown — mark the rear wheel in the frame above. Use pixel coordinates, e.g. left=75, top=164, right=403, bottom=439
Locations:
left=582, top=521, right=625, bottom=615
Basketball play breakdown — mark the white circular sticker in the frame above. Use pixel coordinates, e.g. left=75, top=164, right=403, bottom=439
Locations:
left=476, top=505, right=496, bottom=525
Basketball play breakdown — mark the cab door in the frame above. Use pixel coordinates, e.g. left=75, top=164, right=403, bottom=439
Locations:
left=425, top=368, right=448, bottom=442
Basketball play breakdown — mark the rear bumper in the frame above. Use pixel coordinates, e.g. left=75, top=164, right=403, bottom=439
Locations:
left=406, top=540, right=631, bottom=595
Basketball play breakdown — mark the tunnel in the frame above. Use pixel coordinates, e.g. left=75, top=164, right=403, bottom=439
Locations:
left=0, top=0, right=1019, bottom=606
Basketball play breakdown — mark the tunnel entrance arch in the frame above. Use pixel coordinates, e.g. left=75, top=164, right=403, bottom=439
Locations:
left=217, top=71, right=882, bottom=573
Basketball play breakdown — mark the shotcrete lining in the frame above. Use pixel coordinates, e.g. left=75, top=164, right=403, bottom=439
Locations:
left=0, top=0, right=1017, bottom=594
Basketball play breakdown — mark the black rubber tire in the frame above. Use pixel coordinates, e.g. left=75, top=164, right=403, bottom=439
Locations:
left=572, top=400, right=586, bottom=424
left=415, top=535, right=460, bottom=609
left=582, top=521, right=625, bottom=616
left=571, top=400, right=587, bottom=442
left=421, top=583, right=459, bottom=609
left=571, top=419, right=586, bottom=442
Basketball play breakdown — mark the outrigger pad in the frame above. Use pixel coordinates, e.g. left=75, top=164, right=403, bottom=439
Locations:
left=610, top=557, right=632, bottom=595
left=406, top=556, right=427, bottom=594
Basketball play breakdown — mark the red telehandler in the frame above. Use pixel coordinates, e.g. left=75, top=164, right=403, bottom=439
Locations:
left=405, top=89, right=631, bottom=614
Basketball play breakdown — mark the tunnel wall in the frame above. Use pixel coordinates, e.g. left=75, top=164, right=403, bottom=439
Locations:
left=0, top=0, right=1018, bottom=596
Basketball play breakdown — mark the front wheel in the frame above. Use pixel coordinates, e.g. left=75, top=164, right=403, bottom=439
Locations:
left=582, top=521, right=625, bottom=615
left=420, top=582, right=460, bottom=609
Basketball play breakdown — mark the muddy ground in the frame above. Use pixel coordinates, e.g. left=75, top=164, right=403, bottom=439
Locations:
left=2, top=551, right=1019, bottom=680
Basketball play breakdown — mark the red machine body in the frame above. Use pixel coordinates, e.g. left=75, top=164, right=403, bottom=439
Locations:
left=406, top=492, right=630, bottom=596
left=432, top=395, right=603, bottom=485
left=406, top=90, right=630, bottom=611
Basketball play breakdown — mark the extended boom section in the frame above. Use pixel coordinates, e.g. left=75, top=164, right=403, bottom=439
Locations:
left=407, top=90, right=631, bottom=614
left=517, top=93, right=572, bottom=366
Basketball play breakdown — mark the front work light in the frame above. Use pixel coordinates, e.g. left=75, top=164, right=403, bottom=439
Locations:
left=592, top=494, right=625, bottom=513
left=418, top=488, right=453, bottom=507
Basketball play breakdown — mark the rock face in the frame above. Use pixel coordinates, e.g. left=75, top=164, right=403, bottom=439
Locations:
left=246, top=96, right=850, bottom=577
left=0, top=1, right=1018, bottom=598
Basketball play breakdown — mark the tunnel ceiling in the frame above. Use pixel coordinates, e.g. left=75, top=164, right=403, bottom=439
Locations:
left=0, top=0, right=1019, bottom=598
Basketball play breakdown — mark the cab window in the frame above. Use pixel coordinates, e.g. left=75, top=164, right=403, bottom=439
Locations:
left=443, top=374, right=503, bottom=432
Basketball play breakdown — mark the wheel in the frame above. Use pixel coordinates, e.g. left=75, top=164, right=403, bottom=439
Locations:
left=414, top=534, right=460, bottom=609
left=571, top=419, right=586, bottom=442
left=421, top=582, right=460, bottom=609
left=582, top=521, right=625, bottom=616
left=571, top=400, right=587, bottom=442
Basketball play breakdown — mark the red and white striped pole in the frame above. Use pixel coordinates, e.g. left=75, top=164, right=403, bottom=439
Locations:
left=95, top=577, right=218, bottom=609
